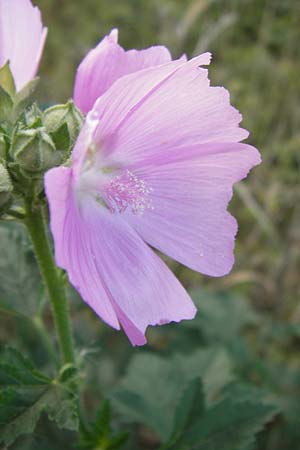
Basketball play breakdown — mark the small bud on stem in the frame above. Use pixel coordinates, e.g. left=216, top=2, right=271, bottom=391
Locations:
left=10, top=127, right=62, bottom=176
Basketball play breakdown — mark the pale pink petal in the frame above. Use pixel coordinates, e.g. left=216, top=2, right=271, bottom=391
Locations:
left=45, top=167, right=196, bottom=345
left=73, top=29, right=123, bottom=114
left=79, top=198, right=196, bottom=345
left=124, top=45, right=172, bottom=71
left=72, top=55, right=200, bottom=175
left=0, top=0, right=47, bottom=91
left=44, top=166, right=120, bottom=330
left=90, top=53, right=247, bottom=166
left=73, top=28, right=172, bottom=114
left=125, top=143, right=261, bottom=277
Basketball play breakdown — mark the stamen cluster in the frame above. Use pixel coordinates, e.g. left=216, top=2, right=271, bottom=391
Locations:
left=105, top=170, right=153, bottom=215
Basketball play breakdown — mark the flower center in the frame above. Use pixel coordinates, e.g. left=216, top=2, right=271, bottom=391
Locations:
left=103, top=170, right=153, bottom=216
left=77, top=143, right=153, bottom=216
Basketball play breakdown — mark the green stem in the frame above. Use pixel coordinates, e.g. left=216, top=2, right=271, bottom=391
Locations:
left=24, top=198, right=75, bottom=365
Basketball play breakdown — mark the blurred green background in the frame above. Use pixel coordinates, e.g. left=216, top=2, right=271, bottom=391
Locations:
left=1, top=0, right=300, bottom=449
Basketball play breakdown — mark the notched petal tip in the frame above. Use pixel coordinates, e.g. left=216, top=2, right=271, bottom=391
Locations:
left=249, top=145, right=262, bottom=166
left=189, top=52, right=212, bottom=67
left=108, top=28, right=119, bottom=42
left=116, top=291, right=197, bottom=347
left=119, top=310, right=199, bottom=347
left=115, top=307, right=147, bottom=346
left=199, top=51, right=212, bottom=65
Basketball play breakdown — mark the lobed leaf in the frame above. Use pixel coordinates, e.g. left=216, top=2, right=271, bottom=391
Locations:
left=0, top=223, right=41, bottom=318
left=111, top=349, right=233, bottom=440
left=0, top=347, right=78, bottom=446
left=173, top=396, right=277, bottom=450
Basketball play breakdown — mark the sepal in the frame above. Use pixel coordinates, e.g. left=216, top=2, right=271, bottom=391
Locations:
left=0, top=86, right=13, bottom=122
left=0, top=62, right=16, bottom=97
left=19, top=103, right=43, bottom=129
left=0, top=64, right=39, bottom=123
left=0, top=133, right=7, bottom=160
left=0, top=162, right=13, bottom=213
left=44, top=100, right=83, bottom=147
left=14, top=78, right=40, bottom=114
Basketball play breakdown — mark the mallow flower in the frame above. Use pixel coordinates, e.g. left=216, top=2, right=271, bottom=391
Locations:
left=0, top=0, right=47, bottom=92
left=45, top=30, right=261, bottom=345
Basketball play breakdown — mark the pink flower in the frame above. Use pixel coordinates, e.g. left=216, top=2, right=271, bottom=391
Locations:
left=73, top=29, right=172, bottom=114
left=45, top=30, right=261, bottom=346
left=0, top=0, right=47, bottom=92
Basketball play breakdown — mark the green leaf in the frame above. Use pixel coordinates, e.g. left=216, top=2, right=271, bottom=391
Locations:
left=111, top=349, right=233, bottom=440
left=174, top=395, right=278, bottom=450
left=0, top=85, right=13, bottom=122
left=94, top=399, right=111, bottom=440
left=58, top=363, right=78, bottom=384
left=219, top=382, right=276, bottom=406
left=77, top=399, right=128, bottom=450
left=0, top=223, right=41, bottom=318
left=0, top=347, right=78, bottom=446
left=163, top=382, right=279, bottom=450
left=0, top=62, right=16, bottom=97
left=165, top=378, right=205, bottom=448
left=0, top=345, right=66, bottom=393
left=0, top=346, right=50, bottom=386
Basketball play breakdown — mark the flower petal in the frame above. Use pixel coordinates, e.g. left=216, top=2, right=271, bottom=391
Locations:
left=73, top=28, right=172, bottom=114
left=90, top=53, right=247, bottom=166
left=72, top=55, right=198, bottom=175
left=0, top=0, right=47, bottom=91
left=81, top=200, right=196, bottom=345
left=44, top=166, right=120, bottom=330
left=45, top=166, right=196, bottom=345
left=125, top=143, right=261, bottom=276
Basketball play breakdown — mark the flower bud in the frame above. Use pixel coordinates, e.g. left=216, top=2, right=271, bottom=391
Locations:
left=43, top=100, right=83, bottom=146
left=0, top=163, right=13, bottom=212
left=10, top=127, right=63, bottom=175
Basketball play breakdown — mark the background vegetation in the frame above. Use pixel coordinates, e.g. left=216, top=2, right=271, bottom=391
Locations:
left=0, top=0, right=299, bottom=449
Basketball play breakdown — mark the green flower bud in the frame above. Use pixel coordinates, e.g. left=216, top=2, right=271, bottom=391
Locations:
left=10, top=127, right=63, bottom=175
left=43, top=100, right=83, bottom=146
left=0, top=163, right=13, bottom=212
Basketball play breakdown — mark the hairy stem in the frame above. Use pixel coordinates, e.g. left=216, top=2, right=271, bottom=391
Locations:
left=24, top=198, right=75, bottom=365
